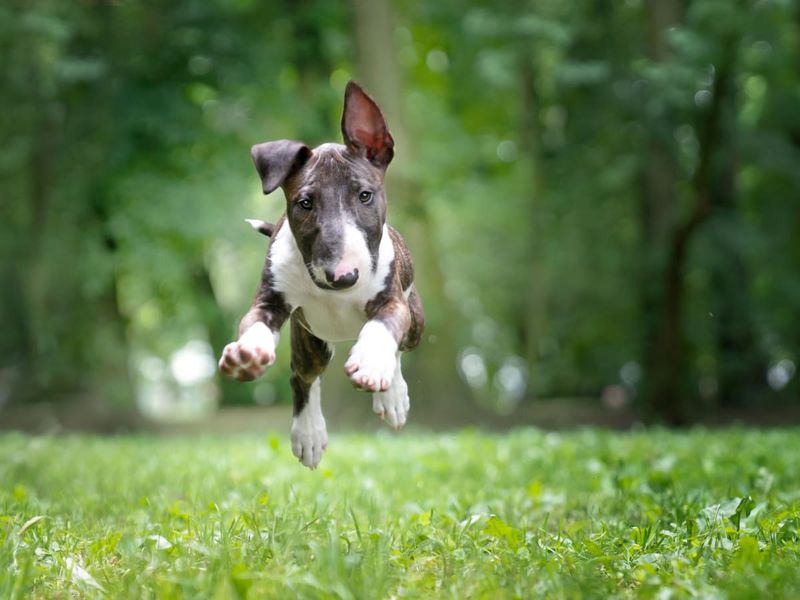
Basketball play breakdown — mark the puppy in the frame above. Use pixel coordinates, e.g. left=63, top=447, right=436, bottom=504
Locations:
left=219, top=81, right=424, bottom=469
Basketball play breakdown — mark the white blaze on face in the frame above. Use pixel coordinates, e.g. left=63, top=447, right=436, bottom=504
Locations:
left=334, top=221, right=372, bottom=281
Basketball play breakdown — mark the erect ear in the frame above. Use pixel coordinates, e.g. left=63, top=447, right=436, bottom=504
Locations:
left=250, top=140, right=311, bottom=194
left=341, top=80, right=394, bottom=168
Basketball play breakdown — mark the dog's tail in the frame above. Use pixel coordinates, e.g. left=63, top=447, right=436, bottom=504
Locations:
left=245, top=219, right=275, bottom=237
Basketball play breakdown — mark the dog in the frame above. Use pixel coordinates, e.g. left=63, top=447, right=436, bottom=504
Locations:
left=219, top=81, right=424, bottom=469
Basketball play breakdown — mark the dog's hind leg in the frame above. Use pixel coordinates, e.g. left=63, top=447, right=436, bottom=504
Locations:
left=372, top=351, right=409, bottom=430
left=289, top=310, right=333, bottom=469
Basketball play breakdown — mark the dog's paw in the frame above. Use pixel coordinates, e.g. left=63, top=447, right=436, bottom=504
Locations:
left=219, top=322, right=276, bottom=382
left=344, top=322, right=397, bottom=392
left=291, top=414, right=328, bottom=469
left=373, top=374, right=409, bottom=430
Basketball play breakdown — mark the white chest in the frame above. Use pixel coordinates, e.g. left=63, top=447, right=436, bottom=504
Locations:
left=269, top=223, right=394, bottom=343
left=297, top=294, right=369, bottom=342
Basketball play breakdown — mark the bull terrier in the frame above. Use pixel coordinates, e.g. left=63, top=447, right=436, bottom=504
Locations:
left=219, top=81, right=424, bottom=469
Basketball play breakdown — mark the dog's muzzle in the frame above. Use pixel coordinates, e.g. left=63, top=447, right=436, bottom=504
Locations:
left=323, top=267, right=359, bottom=290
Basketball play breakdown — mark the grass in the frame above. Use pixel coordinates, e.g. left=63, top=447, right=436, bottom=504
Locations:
left=1, top=428, right=800, bottom=599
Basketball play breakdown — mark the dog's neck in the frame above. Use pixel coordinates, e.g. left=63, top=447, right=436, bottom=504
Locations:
left=269, top=221, right=395, bottom=343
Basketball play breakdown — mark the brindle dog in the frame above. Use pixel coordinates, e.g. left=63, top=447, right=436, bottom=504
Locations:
left=219, top=81, right=424, bottom=469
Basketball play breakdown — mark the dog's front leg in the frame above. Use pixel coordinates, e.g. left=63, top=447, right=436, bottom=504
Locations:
left=346, top=283, right=424, bottom=429
left=219, top=275, right=290, bottom=381
left=370, top=350, right=409, bottom=430
left=345, top=317, right=411, bottom=430
left=345, top=299, right=409, bottom=392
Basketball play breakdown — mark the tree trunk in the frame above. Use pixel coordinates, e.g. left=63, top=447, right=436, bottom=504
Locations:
left=350, top=0, right=473, bottom=418
left=17, top=98, right=58, bottom=404
left=639, top=0, right=683, bottom=422
left=644, top=53, right=735, bottom=424
left=516, top=46, right=549, bottom=393
left=706, top=76, right=766, bottom=407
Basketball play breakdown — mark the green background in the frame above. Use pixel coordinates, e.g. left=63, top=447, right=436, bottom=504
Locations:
left=1, top=0, right=799, bottom=427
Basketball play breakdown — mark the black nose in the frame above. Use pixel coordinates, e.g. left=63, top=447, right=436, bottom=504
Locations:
left=325, top=268, right=359, bottom=290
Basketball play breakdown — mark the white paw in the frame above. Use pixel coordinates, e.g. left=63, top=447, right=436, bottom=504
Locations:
left=219, top=322, right=277, bottom=382
left=291, top=415, right=328, bottom=469
left=291, top=380, right=328, bottom=469
left=373, top=372, right=409, bottom=430
left=344, top=322, right=397, bottom=392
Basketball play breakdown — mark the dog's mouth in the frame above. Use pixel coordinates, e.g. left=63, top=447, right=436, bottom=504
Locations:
left=307, top=266, right=359, bottom=291
left=315, top=279, right=357, bottom=291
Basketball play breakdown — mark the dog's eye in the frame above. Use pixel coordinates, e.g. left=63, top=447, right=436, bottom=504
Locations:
left=297, top=196, right=313, bottom=210
left=358, top=191, right=373, bottom=204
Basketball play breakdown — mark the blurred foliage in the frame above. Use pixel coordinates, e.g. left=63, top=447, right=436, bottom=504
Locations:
left=0, top=0, right=798, bottom=422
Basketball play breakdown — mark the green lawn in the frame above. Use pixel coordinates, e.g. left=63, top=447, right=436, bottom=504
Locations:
left=2, top=428, right=800, bottom=598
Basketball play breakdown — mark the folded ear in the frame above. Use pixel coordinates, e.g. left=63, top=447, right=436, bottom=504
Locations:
left=250, top=140, right=311, bottom=194
left=341, top=81, right=394, bottom=168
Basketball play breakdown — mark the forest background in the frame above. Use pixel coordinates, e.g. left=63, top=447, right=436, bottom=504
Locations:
left=1, top=0, right=798, bottom=429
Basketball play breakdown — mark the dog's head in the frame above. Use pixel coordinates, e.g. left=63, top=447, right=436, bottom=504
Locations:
left=251, top=81, right=394, bottom=291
